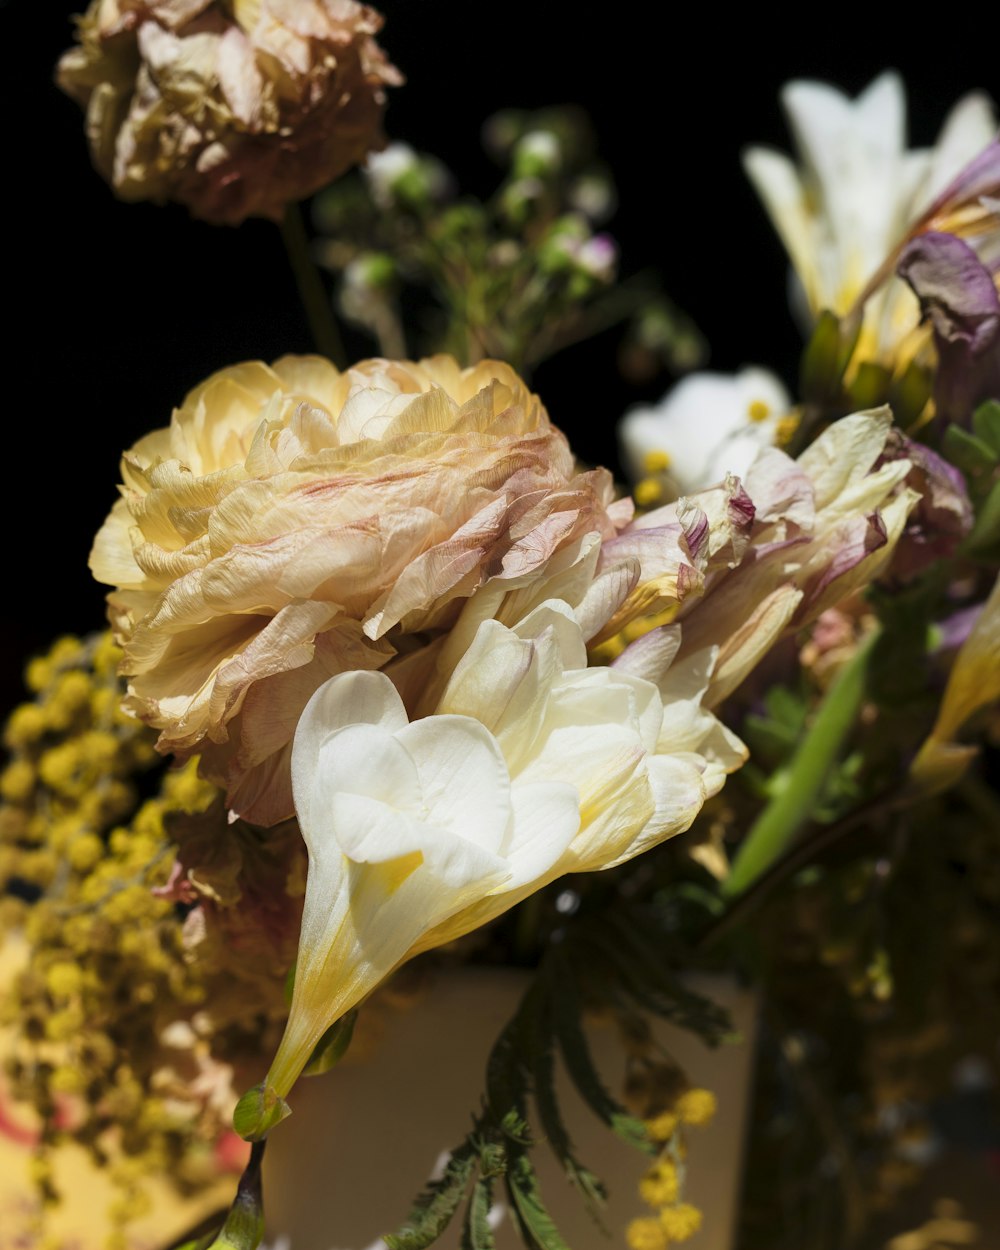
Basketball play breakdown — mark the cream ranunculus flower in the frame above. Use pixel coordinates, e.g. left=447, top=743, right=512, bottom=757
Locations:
left=240, top=582, right=745, bottom=1129
left=57, top=0, right=402, bottom=225
left=90, top=356, right=629, bottom=824
left=743, top=72, right=997, bottom=368
left=618, top=367, right=792, bottom=500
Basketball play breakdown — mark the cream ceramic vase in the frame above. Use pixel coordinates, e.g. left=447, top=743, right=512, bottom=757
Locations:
left=263, top=968, right=758, bottom=1250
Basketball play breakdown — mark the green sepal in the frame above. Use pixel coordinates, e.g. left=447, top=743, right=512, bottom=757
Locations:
left=232, top=1082, right=291, bottom=1143
left=972, top=399, right=1000, bottom=455
left=800, top=310, right=848, bottom=402
left=942, top=425, right=998, bottom=475
left=847, top=361, right=891, bottom=409
left=889, top=359, right=933, bottom=429
left=302, top=1010, right=357, bottom=1077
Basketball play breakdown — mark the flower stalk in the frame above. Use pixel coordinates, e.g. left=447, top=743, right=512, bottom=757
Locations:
left=722, top=626, right=882, bottom=899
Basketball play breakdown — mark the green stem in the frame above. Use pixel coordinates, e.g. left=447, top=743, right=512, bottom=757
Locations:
left=722, top=627, right=882, bottom=900
left=280, top=204, right=347, bottom=367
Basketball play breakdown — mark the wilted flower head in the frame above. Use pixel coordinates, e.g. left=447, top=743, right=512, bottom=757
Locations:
left=57, top=0, right=402, bottom=224
left=604, top=408, right=919, bottom=705
left=238, top=540, right=745, bottom=1128
left=91, top=355, right=628, bottom=823
left=618, top=367, right=792, bottom=502
left=743, top=72, right=997, bottom=368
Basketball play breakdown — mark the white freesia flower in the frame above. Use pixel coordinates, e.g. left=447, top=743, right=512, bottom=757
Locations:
left=743, top=72, right=997, bottom=364
left=618, top=367, right=792, bottom=497
left=246, top=588, right=744, bottom=1125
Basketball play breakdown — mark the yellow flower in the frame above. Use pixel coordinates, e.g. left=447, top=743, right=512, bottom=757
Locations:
left=57, top=0, right=402, bottom=224
left=659, top=1203, right=703, bottom=1242
left=639, top=1160, right=679, bottom=1207
left=675, top=1088, right=716, bottom=1127
left=92, top=356, right=627, bottom=824
left=627, top=1217, right=668, bottom=1250
left=645, top=1110, right=679, bottom=1141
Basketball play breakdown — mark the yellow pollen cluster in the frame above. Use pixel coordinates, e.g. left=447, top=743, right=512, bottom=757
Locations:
left=775, top=412, right=801, bottom=446
left=643, top=449, right=672, bottom=473
left=747, top=398, right=771, bottom=422
left=635, top=478, right=664, bottom=508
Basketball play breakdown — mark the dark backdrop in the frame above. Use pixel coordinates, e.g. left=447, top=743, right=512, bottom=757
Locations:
left=4, top=0, right=997, bottom=710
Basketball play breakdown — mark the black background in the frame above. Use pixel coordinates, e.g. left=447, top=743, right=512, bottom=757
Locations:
left=4, top=0, right=997, bottom=711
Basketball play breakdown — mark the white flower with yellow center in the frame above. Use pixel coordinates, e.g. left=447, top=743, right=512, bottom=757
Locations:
left=618, top=367, right=792, bottom=502
left=743, top=72, right=996, bottom=367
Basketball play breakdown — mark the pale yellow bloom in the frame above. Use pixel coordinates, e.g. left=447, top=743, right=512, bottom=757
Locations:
left=57, top=0, right=402, bottom=224
left=91, top=356, right=628, bottom=823
left=241, top=542, right=745, bottom=1126
left=912, top=574, right=1000, bottom=790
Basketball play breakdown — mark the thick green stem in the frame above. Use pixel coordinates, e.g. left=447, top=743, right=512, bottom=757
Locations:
left=722, top=627, right=881, bottom=900
left=280, top=203, right=347, bottom=366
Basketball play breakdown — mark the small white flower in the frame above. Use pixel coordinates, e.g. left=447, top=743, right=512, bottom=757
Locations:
left=618, top=367, right=791, bottom=497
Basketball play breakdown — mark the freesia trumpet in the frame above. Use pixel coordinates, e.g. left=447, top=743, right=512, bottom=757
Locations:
left=238, top=595, right=744, bottom=1134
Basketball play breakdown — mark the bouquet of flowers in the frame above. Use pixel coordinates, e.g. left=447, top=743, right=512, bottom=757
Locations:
left=2, top=5, right=998, bottom=1249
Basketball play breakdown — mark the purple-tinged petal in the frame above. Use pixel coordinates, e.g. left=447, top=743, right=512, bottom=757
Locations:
left=876, top=429, right=973, bottom=579
left=923, top=139, right=1000, bottom=230
left=899, top=231, right=1000, bottom=421
left=933, top=603, right=984, bottom=654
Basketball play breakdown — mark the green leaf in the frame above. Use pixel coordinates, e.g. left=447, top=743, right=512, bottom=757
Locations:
left=723, top=626, right=881, bottom=899
left=485, top=1008, right=532, bottom=1141
left=461, top=1175, right=496, bottom=1250
left=973, top=400, right=1000, bottom=455
left=526, top=978, right=607, bottom=1224
left=385, top=1142, right=477, bottom=1250
left=942, top=425, right=998, bottom=475
left=966, top=476, right=1000, bottom=554
left=302, top=1010, right=357, bottom=1077
left=549, top=965, right=652, bottom=1154
left=506, top=1153, right=573, bottom=1250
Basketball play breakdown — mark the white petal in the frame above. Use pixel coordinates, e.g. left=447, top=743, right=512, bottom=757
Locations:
left=398, top=715, right=513, bottom=854
left=502, top=780, right=581, bottom=889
